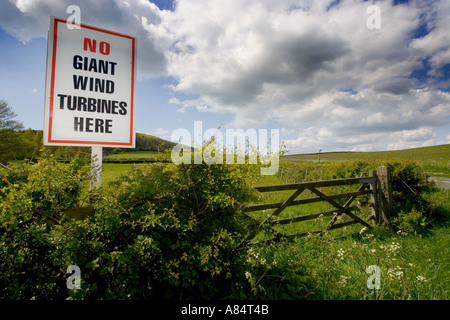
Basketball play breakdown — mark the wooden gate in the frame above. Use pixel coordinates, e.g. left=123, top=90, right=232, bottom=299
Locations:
left=245, top=166, right=393, bottom=241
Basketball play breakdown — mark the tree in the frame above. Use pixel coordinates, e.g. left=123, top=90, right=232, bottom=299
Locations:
left=0, top=100, right=26, bottom=164
left=0, top=99, right=23, bottom=131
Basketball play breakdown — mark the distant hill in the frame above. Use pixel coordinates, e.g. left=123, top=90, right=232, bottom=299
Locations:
left=133, top=132, right=176, bottom=152
left=282, top=144, right=450, bottom=162
left=102, top=132, right=176, bottom=155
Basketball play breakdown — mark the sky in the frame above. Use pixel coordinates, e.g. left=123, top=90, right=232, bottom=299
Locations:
left=0, top=0, right=449, bottom=154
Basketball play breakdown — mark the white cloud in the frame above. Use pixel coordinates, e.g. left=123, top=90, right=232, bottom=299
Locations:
left=0, top=0, right=167, bottom=78
left=2, top=0, right=449, bottom=152
left=153, top=0, right=450, bottom=152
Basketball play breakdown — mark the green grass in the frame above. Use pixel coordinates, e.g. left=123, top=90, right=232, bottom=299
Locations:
left=102, top=162, right=157, bottom=185
left=248, top=216, right=449, bottom=299
left=282, top=144, right=450, bottom=178
left=247, top=171, right=449, bottom=299
left=283, top=144, right=450, bottom=161
left=244, top=170, right=450, bottom=299
left=103, top=150, right=159, bottom=160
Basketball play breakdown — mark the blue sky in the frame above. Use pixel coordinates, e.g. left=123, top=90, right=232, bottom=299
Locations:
left=0, top=0, right=449, bottom=154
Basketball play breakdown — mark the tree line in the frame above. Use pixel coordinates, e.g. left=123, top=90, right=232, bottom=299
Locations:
left=0, top=99, right=176, bottom=165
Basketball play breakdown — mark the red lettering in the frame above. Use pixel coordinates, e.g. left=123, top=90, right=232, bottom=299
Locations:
left=84, top=38, right=110, bottom=55
left=99, top=41, right=110, bottom=55
left=84, top=38, right=96, bottom=53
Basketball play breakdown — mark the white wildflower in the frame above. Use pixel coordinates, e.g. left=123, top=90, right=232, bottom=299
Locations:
left=337, top=248, right=345, bottom=260
left=338, top=275, right=351, bottom=287
left=416, top=275, right=427, bottom=282
left=387, top=266, right=404, bottom=280
left=364, top=233, right=374, bottom=240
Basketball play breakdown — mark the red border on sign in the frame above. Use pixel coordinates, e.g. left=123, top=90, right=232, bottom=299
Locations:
left=47, top=18, right=135, bottom=146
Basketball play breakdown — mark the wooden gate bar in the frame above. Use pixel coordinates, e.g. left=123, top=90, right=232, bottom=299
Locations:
left=259, top=187, right=305, bottom=227
left=328, top=220, right=360, bottom=230
left=244, top=189, right=372, bottom=213
left=324, top=184, right=367, bottom=230
left=254, top=177, right=377, bottom=192
left=272, top=206, right=358, bottom=226
left=308, top=186, right=371, bottom=229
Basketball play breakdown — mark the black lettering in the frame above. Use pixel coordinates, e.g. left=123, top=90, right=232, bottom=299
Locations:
left=73, top=75, right=88, bottom=90
left=88, top=98, right=96, bottom=112
left=98, top=60, right=108, bottom=74
left=72, top=55, right=117, bottom=75
left=78, top=96, right=87, bottom=111
left=73, top=55, right=82, bottom=70
left=110, top=62, right=117, bottom=75
left=112, top=100, right=118, bottom=114
left=97, top=99, right=102, bottom=113
left=58, top=94, right=67, bottom=109
left=88, top=59, right=97, bottom=73
left=73, top=76, right=114, bottom=93
left=85, top=118, right=93, bottom=132
left=119, top=101, right=127, bottom=115
left=53, top=95, right=128, bottom=117
left=105, top=119, right=113, bottom=133
left=74, top=117, right=83, bottom=132
left=95, top=78, right=104, bottom=92
left=83, top=57, right=89, bottom=71
left=106, top=80, right=114, bottom=94
left=95, top=118, right=104, bottom=133
left=101, top=99, right=111, bottom=113
left=68, top=95, right=76, bottom=110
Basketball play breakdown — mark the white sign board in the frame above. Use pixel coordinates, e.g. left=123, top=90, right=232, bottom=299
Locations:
left=44, top=16, right=136, bottom=147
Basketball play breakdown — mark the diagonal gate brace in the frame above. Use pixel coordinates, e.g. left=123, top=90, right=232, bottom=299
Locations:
left=308, top=186, right=371, bottom=230
left=259, top=187, right=305, bottom=227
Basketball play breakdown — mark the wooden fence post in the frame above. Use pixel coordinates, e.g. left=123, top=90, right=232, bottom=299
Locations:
left=369, top=170, right=379, bottom=225
left=377, top=166, right=393, bottom=224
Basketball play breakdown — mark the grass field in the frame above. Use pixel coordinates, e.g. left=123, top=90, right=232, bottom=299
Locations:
left=246, top=173, right=449, bottom=300
left=283, top=144, right=450, bottom=161
left=282, top=144, right=450, bottom=178
left=103, top=150, right=159, bottom=161
left=101, top=143, right=450, bottom=183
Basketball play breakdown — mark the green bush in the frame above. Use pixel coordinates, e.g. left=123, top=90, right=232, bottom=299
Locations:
left=0, top=154, right=261, bottom=299
left=0, top=157, right=91, bottom=299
